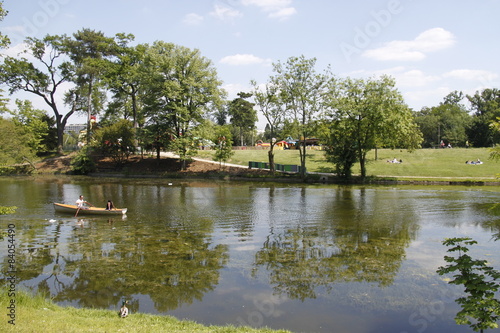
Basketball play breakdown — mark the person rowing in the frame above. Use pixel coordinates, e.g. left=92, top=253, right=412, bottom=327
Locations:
left=75, top=195, right=93, bottom=216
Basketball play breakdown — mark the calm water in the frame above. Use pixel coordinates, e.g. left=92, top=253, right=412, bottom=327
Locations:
left=1, top=176, right=500, bottom=333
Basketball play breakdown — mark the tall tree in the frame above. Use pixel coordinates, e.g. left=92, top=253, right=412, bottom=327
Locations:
left=103, top=35, right=145, bottom=133
left=141, top=41, right=224, bottom=167
left=227, top=92, right=256, bottom=146
left=415, top=92, right=471, bottom=148
left=251, top=80, right=284, bottom=172
left=271, top=56, right=327, bottom=177
left=64, top=28, right=118, bottom=144
left=0, top=35, right=75, bottom=154
left=323, top=75, right=421, bottom=179
left=467, top=88, right=500, bottom=147
left=8, top=99, right=57, bottom=154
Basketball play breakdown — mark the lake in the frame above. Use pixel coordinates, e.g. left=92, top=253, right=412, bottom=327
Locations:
left=0, top=176, right=499, bottom=333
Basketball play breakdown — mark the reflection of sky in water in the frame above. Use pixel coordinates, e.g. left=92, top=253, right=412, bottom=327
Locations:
left=0, top=177, right=499, bottom=333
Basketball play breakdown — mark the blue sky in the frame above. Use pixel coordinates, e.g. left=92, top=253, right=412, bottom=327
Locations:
left=1, top=0, right=499, bottom=128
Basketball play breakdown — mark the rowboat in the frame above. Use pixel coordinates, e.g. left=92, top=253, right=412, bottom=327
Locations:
left=53, top=203, right=127, bottom=215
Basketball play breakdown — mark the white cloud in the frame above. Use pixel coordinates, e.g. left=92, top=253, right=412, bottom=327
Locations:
left=242, top=0, right=297, bottom=20
left=222, top=83, right=251, bottom=99
left=2, top=42, right=29, bottom=58
left=269, top=7, right=297, bottom=20
left=220, top=53, right=272, bottom=66
left=363, top=28, right=456, bottom=61
left=209, top=4, right=242, bottom=21
left=443, top=69, right=498, bottom=82
left=380, top=67, right=440, bottom=87
left=346, top=67, right=440, bottom=88
left=183, top=13, right=204, bottom=26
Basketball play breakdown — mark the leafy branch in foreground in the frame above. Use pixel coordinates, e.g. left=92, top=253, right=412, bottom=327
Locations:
left=437, top=237, right=500, bottom=332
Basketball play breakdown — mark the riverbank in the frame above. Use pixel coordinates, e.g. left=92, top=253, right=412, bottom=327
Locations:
left=30, top=150, right=500, bottom=185
left=0, top=290, right=290, bottom=333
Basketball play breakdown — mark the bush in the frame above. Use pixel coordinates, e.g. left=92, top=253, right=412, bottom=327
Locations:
left=71, top=146, right=96, bottom=175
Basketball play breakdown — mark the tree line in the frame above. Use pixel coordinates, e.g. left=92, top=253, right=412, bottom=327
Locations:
left=0, top=4, right=499, bottom=179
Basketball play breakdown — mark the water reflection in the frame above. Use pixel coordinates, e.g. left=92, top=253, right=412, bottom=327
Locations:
left=0, top=177, right=499, bottom=333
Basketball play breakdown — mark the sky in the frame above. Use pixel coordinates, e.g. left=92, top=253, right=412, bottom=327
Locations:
left=1, top=0, right=499, bottom=129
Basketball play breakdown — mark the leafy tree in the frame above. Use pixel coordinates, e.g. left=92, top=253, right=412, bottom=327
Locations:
left=141, top=41, right=224, bottom=164
left=0, top=35, right=76, bottom=154
left=227, top=92, right=256, bottom=146
left=103, top=36, right=145, bottom=137
left=8, top=99, right=57, bottom=154
left=251, top=80, right=284, bottom=172
left=213, top=126, right=234, bottom=168
left=92, top=119, right=135, bottom=166
left=323, top=75, right=421, bottom=179
left=415, top=92, right=471, bottom=148
left=70, top=145, right=96, bottom=175
left=437, top=237, right=500, bottom=332
left=320, top=118, right=358, bottom=179
left=490, top=117, right=500, bottom=178
left=0, top=2, right=8, bottom=47
left=467, top=89, right=500, bottom=147
left=0, top=117, right=36, bottom=164
left=64, top=28, right=119, bottom=145
left=271, top=55, right=327, bottom=177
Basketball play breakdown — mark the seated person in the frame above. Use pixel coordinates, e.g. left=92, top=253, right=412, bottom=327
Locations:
left=105, top=200, right=115, bottom=210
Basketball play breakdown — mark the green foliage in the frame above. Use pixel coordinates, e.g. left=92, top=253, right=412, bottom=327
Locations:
left=228, top=92, right=256, bottom=146
left=320, top=120, right=358, bottom=179
left=323, top=75, right=422, bottom=179
left=92, top=119, right=135, bottom=166
left=437, top=237, right=500, bottom=332
left=467, top=89, right=500, bottom=147
left=8, top=99, right=57, bottom=154
left=213, top=126, right=234, bottom=168
left=490, top=118, right=500, bottom=169
left=415, top=92, right=471, bottom=148
left=70, top=146, right=96, bottom=175
left=170, top=133, right=197, bottom=170
left=271, top=55, right=327, bottom=177
left=0, top=116, right=36, bottom=165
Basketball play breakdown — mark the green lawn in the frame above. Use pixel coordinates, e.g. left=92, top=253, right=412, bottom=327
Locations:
left=0, top=290, right=290, bottom=333
left=196, top=148, right=499, bottom=180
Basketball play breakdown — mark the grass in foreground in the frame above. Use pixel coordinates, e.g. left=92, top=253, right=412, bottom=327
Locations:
left=197, top=148, right=499, bottom=180
left=0, top=290, right=290, bottom=333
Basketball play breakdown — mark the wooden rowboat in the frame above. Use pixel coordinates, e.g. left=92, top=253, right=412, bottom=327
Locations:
left=53, top=203, right=127, bottom=215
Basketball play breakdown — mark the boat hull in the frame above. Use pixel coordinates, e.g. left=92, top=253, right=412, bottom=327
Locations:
left=53, top=203, right=127, bottom=215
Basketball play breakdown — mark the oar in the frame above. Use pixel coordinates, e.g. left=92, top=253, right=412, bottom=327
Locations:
left=74, top=207, right=81, bottom=217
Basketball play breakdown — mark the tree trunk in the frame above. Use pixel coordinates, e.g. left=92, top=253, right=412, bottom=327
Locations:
left=268, top=148, right=275, bottom=172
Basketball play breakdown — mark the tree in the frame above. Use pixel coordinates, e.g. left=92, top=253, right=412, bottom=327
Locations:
left=0, top=117, right=36, bottom=165
left=0, top=34, right=75, bottom=154
left=271, top=55, right=327, bottom=178
left=323, top=75, right=422, bottom=179
left=213, top=126, right=234, bottom=169
left=103, top=36, right=145, bottom=136
left=467, top=89, right=500, bottom=147
left=251, top=80, right=284, bottom=172
left=227, top=92, right=256, bottom=146
left=141, top=41, right=224, bottom=166
left=92, top=119, right=135, bottom=166
left=415, top=92, right=471, bottom=148
left=8, top=99, right=57, bottom=154
left=437, top=237, right=500, bottom=332
left=0, top=2, right=9, bottom=49
left=64, top=28, right=119, bottom=145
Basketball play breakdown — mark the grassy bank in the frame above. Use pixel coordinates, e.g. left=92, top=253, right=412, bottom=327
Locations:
left=0, top=290, right=290, bottom=333
left=197, top=148, right=499, bottom=180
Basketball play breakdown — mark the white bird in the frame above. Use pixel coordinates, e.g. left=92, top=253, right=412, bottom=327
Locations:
left=49, top=219, right=57, bottom=223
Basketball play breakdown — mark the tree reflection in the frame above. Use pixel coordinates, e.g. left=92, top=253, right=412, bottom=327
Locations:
left=1, top=220, right=228, bottom=312
left=253, top=188, right=419, bottom=301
